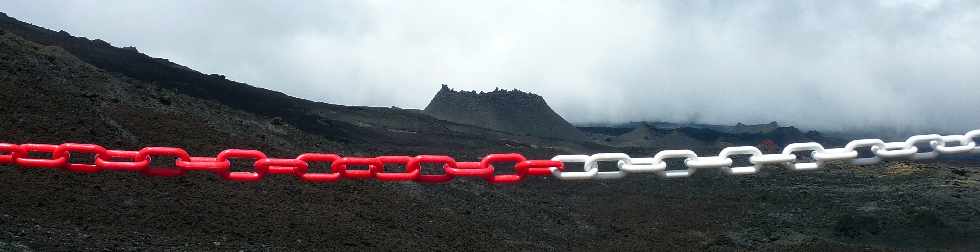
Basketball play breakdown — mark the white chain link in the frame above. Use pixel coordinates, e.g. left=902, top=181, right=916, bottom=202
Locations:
left=872, top=141, right=917, bottom=159
left=934, top=135, right=976, bottom=155
left=550, top=129, right=980, bottom=180
left=905, top=134, right=943, bottom=160
left=967, top=130, right=980, bottom=154
left=781, top=142, right=823, bottom=170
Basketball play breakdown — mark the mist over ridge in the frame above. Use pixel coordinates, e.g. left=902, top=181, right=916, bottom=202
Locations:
left=2, top=0, right=978, bottom=134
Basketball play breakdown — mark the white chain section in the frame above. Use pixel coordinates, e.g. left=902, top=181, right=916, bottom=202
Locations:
left=547, top=129, right=980, bottom=180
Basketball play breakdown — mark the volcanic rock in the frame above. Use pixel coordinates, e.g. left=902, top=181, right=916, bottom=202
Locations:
left=424, top=85, right=585, bottom=140
left=2, top=11, right=979, bottom=251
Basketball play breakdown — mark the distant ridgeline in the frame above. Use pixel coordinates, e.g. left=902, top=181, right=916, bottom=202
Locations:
left=424, top=85, right=586, bottom=140
left=577, top=121, right=842, bottom=150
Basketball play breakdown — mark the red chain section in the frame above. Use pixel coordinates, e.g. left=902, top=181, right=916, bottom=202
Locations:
left=0, top=143, right=565, bottom=184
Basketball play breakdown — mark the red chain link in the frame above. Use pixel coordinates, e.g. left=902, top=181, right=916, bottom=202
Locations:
left=0, top=143, right=17, bottom=164
left=334, top=157, right=382, bottom=179
left=375, top=156, right=418, bottom=181
left=61, top=143, right=106, bottom=173
left=137, top=147, right=191, bottom=177
left=296, top=153, right=342, bottom=183
left=216, top=149, right=268, bottom=182
left=0, top=143, right=565, bottom=184
left=410, top=155, right=457, bottom=183
left=96, top=149, right=146, bottom=172
left=15, top=144, right=67, bottom=169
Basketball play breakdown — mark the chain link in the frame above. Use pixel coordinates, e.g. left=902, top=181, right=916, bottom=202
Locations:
left=842, top=139, right=886, bottom=165
left=549, top=155, right=593, bottom=180
left=934, top=135, right=976, bottom=155
left=652, top=150, right=698, bottom=178
left=0, top=129, right=978, bottom=183
left=872, top=141, right=917, bottom=159
left=780, top=142, right=823, bottom=170
left=966, top=130, right=980, bottom=154
left=905, top=134, right=944, bottom=160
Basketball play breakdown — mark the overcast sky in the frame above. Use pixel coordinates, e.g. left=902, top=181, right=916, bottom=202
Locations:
left=2, top=1, right=978, bottom=133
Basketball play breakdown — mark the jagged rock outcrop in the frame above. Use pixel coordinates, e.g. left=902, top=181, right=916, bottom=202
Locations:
left=2, top=12, right=979, bottom=251
left=0, top=12, right=593, bottom=251
left=610, top=124, right=705, bottom=149
left=733, top=121, right=780, bottom=134
left=424, top=85, right=586, bottom=140
left=596, top=121, right=840, bottom=150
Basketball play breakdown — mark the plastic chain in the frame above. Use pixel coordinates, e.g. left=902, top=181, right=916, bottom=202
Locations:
left=0, top=143, right=563, bottom=184
left=0, top=129, right=978, bottom=183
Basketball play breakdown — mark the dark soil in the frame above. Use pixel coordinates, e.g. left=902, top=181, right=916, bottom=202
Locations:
left=1, top=11, right=979, bottom=251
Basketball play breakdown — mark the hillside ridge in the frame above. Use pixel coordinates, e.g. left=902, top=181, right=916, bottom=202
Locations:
left=424, top=84, right=586, bottom=140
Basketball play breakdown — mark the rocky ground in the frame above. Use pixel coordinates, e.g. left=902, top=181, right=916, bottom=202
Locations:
left=1, top=11, right=979, bottom=251
left=2, top=159, right=978, bottom=251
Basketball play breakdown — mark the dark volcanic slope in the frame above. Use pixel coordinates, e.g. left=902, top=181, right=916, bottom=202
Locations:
left=425, top=85, right=586, bottom=140
left=0, top=12, right=593, bottom=154
left=2, top=12, right=980, bottom=251
left=0, top=17, right=578, bottom=251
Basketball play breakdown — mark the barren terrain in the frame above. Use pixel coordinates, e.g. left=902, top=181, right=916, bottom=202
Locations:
left=1, top=12, right=979, bottom=251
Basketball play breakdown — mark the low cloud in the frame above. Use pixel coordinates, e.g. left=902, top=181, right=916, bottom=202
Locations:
left=3, top=0, right=978, bottom=133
